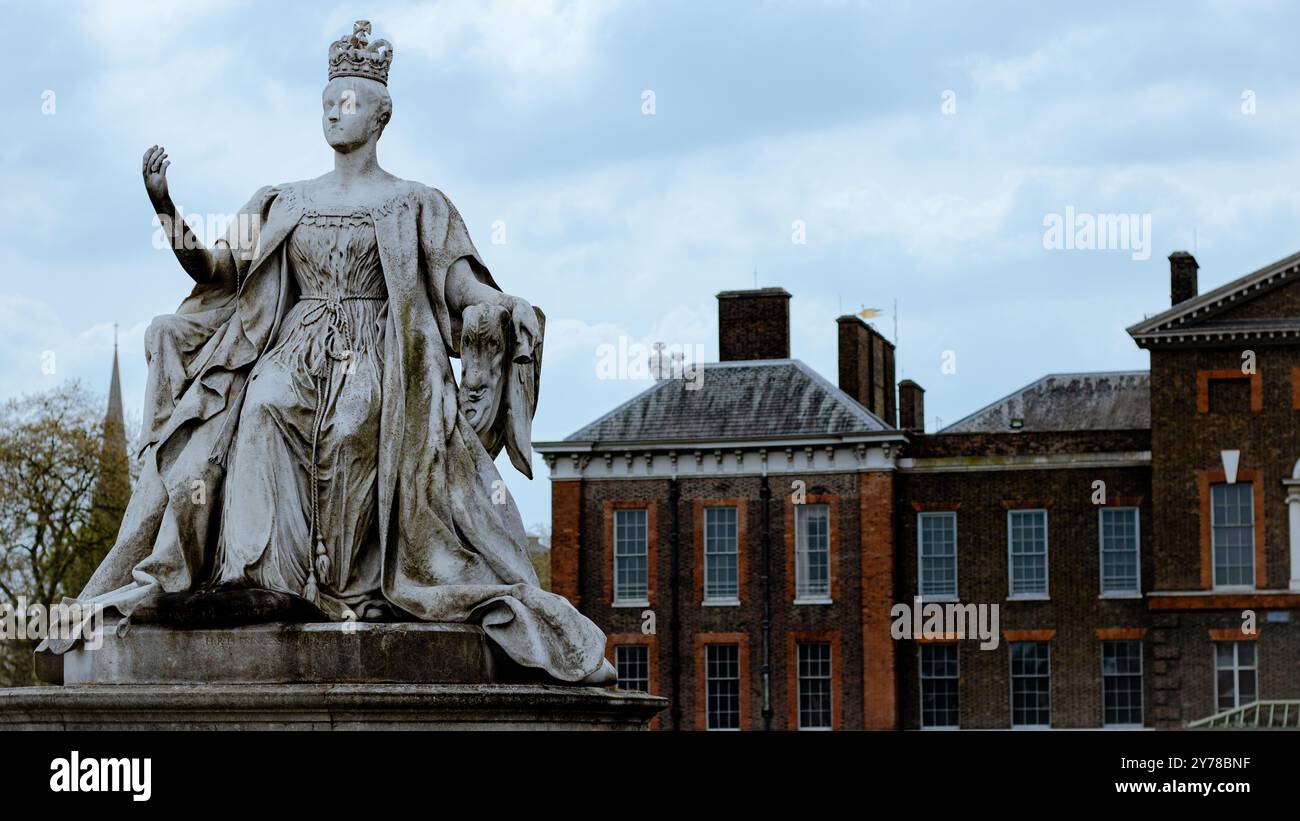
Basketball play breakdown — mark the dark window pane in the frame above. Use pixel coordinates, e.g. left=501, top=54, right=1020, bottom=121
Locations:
left=614, top=644, right=649, bottom=692
left=920, top=644, right=959, bottom=728
left=704, top=507, right=739, bottom=600
left=797, top=642, right=833, bottom=729
left=614, top=509, right=649, bottom=602
left=1010, top=642, right=1050, bottom=727
left=705, top=644, right=741, bottom=730
left=1102, top=641, right=1142, bottom=726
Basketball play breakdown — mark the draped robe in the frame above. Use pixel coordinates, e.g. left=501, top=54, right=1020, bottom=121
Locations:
left=43, top=180, right=609, bottom=683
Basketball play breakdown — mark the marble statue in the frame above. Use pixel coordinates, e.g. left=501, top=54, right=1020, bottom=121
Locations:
left=43, top=21, right=615, bottom=686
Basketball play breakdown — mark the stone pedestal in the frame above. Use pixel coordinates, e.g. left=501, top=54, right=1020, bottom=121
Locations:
left=6, top=621, right=665, bottom=730
left=0, top=683, right=663, bottom=730
left=60, top=622, right=500, bottom=685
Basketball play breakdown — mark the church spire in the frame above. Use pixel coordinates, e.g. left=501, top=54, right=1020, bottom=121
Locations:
left=89, top=326, right=131, bottom=560
left=106, top=323, right=123, bottom=437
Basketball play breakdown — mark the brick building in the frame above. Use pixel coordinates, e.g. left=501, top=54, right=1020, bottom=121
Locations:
left=537, top=251, right=1300, bottom=730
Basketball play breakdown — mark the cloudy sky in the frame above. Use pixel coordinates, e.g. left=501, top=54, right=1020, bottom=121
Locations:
left=5, top=0, right=1300, bottom=530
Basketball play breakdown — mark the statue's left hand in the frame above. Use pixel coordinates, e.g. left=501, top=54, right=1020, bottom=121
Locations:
left=503, top=295, right=540, bottom=363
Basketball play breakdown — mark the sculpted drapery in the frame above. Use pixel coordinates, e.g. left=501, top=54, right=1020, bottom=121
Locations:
left=49, top=180, right=611, bottom=684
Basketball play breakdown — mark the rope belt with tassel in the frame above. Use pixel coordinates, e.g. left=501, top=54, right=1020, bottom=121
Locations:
left=297, top=293, right=383, bottom=605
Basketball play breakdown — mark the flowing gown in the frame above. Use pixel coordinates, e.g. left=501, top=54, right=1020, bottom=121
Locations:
left=215, top=202, right=388, bottom=618
left=44, top=180, right=614, bottom=684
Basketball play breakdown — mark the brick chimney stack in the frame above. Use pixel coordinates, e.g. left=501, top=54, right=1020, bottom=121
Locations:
left=898, top=379, right=925, bottom=434
left=717, top=288, right=792, bottom=361
left=1170, top=251, right=1198, bottom=306
left=837, top=315, right=896, bottom=425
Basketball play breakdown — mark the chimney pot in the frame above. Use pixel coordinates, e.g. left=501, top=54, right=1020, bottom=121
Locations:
left=898, top=379, right=925, bottom=434
left=837, top=315, right=896, bottom=425
left=717, top=288, right=791, bottom=361
left=1170, top=251, right=1198, bottom=306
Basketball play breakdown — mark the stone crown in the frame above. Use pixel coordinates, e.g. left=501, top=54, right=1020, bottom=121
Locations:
left=328, top=20, right=393, bottom=85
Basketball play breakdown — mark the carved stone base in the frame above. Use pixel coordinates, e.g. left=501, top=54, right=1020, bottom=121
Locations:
left=0, top=683, right=665, bottom=730
left=50, top=622, right=510, bottom=686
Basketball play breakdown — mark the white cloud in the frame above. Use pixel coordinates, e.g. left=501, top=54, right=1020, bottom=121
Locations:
left=958, top=26, right=1117, bottom=93
left=327, top=0, right=623, bottom=100
left=77, top=0, right=243, bottom=58
left=0, top=293, right=152, bottom=413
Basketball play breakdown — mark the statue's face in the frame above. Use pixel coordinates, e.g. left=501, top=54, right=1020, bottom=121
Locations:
left=321, top=77, right=387, bottom=152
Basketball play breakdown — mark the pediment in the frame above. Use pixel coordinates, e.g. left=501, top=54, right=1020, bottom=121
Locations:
left=1127, top=250, right=1300, bottom=347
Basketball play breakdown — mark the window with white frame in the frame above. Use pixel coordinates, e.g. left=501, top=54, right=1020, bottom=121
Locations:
left=614, top=645, right=649, bottom=692
left=1102, top=640, right=1143, bottom=726
left=704, top=506, right=739, bottom=601
left=1099, top=507, right=1140, bottom=595
left=920, top=644, right=959, bottom=728
left=1215, top=642, right=1258, bottom=711
left=613, top=508, right=648, bottom=604
left=918, top=511, right=957, bottom=598
left=1008, top=509, right=1048, bottom=597
left=1211, top=483, right=1254, bottom=588
left=1010, top=641, right=1050, bottom=727
left=795, top=503, right=830, bottom=600
left=705, top=643, right=741, bottom=730
left=796, top=641, right=833, bottom=730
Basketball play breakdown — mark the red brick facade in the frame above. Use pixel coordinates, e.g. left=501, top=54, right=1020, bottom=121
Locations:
left=545, top=251, right=1300, bottom=730
left=550, top=471, right=895, bottom=730
left=550, top=480, right=583, bottom=605
left=858, top=471, right=897, bottom=729
left=895, top=452, right=1153, bottom=728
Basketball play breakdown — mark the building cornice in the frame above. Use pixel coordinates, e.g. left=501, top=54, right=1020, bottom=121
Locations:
left=537, top=440, right=902, bottom=481
left=1129, top=322, right=1300, bottom=348
left=535, top=429, right=906, bottom=454
left=898, top=451, right=1151, bottom=473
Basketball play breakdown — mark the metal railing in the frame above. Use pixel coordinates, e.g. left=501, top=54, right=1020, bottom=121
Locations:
left=1187, top=700, right=1300, bottom=729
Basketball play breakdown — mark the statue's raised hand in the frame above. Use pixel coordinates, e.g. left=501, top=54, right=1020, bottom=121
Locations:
left=142, top=145, right=171, bottom=206
left=141, top=145, right=224, bottom=285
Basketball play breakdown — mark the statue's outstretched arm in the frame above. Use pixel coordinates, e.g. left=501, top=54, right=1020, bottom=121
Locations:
left=142, top=145, right=236, bottom=290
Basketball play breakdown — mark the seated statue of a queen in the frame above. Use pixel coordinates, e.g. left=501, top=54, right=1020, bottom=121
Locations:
left=46, top=20, right=615, bottom=686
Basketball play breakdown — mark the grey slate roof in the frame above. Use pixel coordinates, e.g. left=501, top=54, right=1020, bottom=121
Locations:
left=940, top=371, right=1150, bottom=433
left=559, top=359, right=895, bottom=445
